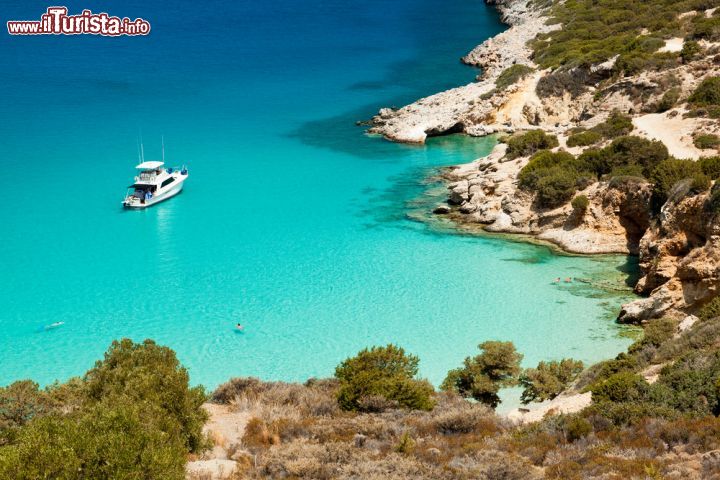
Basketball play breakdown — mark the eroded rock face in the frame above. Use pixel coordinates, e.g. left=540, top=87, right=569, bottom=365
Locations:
left=620, top=191, right=720, bottom=322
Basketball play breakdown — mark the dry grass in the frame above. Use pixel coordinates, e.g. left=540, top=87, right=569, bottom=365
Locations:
left=208, top=377, right=720, bottom=479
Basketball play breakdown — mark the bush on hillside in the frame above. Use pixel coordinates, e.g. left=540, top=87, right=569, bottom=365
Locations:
left=442, top=341, right=522, bottom=408
left=592, top=111, right=634, bottom=139
left=590, top=372, right=650, bottom=404
left=536, top=69, right=588, bottom=98
left=694, top=133, right=720, bottom=150
left=681, top=40, right=703, bottom=63
left=0, top=339, right=208, bottom=480
left=699, top=295, right=720, bottom=321
left=83, top=338, right=208, bottom=452
left=518, top=150, right=594, bottom=208
left=690, top=14, right=720, bottom=41
left=567, top=130, right=602, bottom=147
left=649, top=158, right=705, bottom=203
left=571, top=194, right=590, bottom=212
left=655, top=87, right=681, bottom=112
left=335, top=344, right=434, bottom=412
left=578, top=136, right=669, bottom=179
left=0, top=400, right=187, bottom=480
left=495, top=64, right=535, bottom=91
left=689, top=77, right=720, bottom=106
left=519, top=358, right=584, bottom=404
left=529, top=0, right=699, bottom=71
left=699, top=156, right=720, bottom=178
left=535, top=169, right=584, bottom=207
left=628, top=318, right=677, bottom=354
left=506, top=130, right=560, bottom=159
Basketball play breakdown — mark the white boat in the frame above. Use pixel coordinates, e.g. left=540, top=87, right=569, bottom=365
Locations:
left=122, top=160, right=188, bottom=208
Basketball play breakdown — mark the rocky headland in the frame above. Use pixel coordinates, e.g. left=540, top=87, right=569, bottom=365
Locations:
left=370, top=0, right=720, bottom=325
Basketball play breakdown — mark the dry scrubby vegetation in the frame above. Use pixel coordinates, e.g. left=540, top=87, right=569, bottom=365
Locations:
left=7, top=318, right=720, bottom=479
left=506, top=97, right=720, bottom=208
left=532, top=0, right=720, bottom=77
left=207, top=306, right=720, bottom=479
left=527, top=0, right=720, bottom=100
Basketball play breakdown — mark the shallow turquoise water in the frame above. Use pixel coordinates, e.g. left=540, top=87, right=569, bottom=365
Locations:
left=0, top=0, right=636, bottom=394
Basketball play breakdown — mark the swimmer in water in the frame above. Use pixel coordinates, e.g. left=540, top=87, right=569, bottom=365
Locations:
left=565, top=277, right=572, bottom=283
left=236, top=323, right=244, bottom=331
left=554, top=277, right=561, bottom=283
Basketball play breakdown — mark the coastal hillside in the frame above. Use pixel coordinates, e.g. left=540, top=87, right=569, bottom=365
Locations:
left=7, top=333, right=720, bottom=479
left=372, top=0, right=720, bottom=324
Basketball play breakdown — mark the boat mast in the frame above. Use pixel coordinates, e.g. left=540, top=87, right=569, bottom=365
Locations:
left=162, top=135, right=165, bottom=163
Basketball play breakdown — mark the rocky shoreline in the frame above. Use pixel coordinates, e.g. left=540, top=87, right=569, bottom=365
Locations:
left=368, top=0, right=720, bottom=324
left=368, top=0, right=558, bottom=143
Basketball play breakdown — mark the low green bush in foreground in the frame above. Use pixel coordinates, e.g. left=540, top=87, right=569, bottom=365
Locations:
left=442, top=341, right=523, bottom=408
left=0, top=339, right=208, bottom=480
left=335, top=344, right=435, bottom=412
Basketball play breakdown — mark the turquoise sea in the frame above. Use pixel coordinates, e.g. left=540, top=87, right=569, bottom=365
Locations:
left=0, top=0, right=636, bottom=398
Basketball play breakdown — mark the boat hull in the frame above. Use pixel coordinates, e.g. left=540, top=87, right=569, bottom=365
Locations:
left=123, top=176, right=186, bottom=209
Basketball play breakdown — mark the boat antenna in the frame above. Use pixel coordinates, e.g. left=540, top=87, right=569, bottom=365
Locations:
left=161, top=135, right=165, bottom=163
left=140, top=136, right=145, bottom=163
left=136, top=137, right=142, bottom=163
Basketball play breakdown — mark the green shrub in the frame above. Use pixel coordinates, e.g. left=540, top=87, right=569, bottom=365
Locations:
left=0, top=381, right=48, bottom=433
left=506, top=130, right=560, bottom=159
left=519, top=359, right=584, bottom=404
left=495, top=64, right=535, bottom=91
left=650, top=352, right=720, bottom=415
left=691, top=172, right=712, bottom=193
left=0, top=400, right=187, bottom=480
left=583, top=401, right=679, bottom=427
left=518, top=150, right=594, bottom=207
left=567, top=130, right=602, bottom=147
left=629, top=318, right=677, bottom=354
left=536, top=69, right=588, bottom=98
left=590, top=372, right=650, bottom=403
left=592, top=111, right=634, bottom=139
left=571, top=194, right=590, bottom=212
left=588, top=353, right=640, bottom=387
left=335, top=344, right=435, bottom=412
left=690, top=15, right=720, bottom=41
left=694, top=133, right=720, bottom=150
left=530, top=0, right=696, bottom=71
left=699, top=295, right=720, bottom=321
left=83, top=339, right=208, bottom=452
left=681, top=40, right=703, bottom=63
left=655, top=87, right=681, bottom=112
left=562, top=416, right=592, bottom=442
left=609, top=165, right=646, bottom=179
left=689, top=77, right=720, bottom=106
left=699, top=156, right=720, bottom=178
left=442, top=341, right=523, bottom=408
left=578, top=136, right=668, bottom=179
left=536, top=168, right=584, bottom=207
left=650, top=158, right=703, bottom=203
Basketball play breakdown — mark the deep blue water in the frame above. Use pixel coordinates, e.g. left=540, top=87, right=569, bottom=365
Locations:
left=0, top=0, right=635, bottom=401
